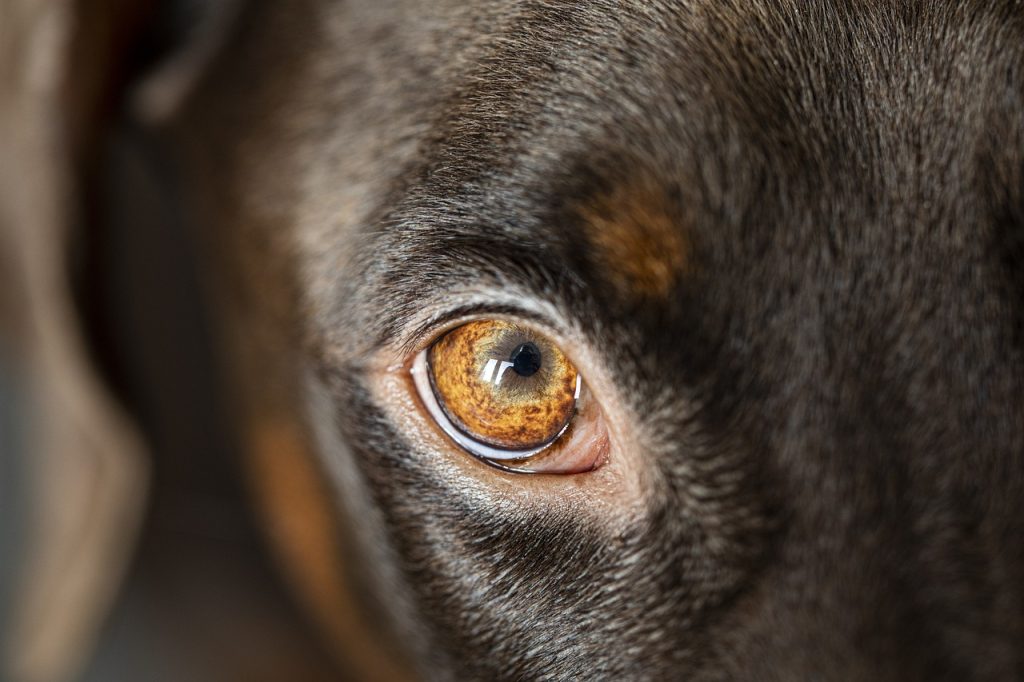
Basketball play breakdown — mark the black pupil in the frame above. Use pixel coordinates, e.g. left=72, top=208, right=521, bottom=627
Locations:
left=510, top=342, right=542, bottom=377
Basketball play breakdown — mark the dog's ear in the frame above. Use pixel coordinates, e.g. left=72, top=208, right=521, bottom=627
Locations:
left=0, top=2, right=238, bottom=681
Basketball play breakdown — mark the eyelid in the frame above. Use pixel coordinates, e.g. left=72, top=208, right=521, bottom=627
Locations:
left=394, top=296, right=566, bottom=359
left=410, top=348, right=581, bottom=462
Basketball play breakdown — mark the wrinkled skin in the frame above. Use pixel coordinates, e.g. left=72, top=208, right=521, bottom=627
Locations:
left=173, top=1, right=1024, bottom=679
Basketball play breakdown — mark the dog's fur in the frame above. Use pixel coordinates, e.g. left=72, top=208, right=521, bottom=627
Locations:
left=159, top=1, right=1024, bottom=679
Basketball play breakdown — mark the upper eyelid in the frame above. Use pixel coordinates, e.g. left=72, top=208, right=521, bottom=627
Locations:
left=395, top=299, right=567, bottom=358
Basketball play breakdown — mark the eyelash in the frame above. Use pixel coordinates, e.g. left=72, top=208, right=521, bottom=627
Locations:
left=401, top=303, right=558, bottom=359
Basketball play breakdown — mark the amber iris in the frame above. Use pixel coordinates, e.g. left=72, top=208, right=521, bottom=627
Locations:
left=427, top=320, right=580, bottom=450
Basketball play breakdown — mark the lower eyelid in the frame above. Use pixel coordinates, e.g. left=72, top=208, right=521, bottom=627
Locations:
left=515, top=397, right=611, bottom=474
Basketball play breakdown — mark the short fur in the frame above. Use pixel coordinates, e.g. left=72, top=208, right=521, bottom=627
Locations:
left=170, top=1, right=1024, bottom=679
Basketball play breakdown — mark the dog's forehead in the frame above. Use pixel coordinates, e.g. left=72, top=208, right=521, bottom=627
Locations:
left=340, top=1, right=1023, bottom=335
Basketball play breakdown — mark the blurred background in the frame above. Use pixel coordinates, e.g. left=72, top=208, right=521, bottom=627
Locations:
left=0, top=0, right=357, bottom=679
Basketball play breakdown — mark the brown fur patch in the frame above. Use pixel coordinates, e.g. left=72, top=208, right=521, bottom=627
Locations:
left=580, top=180, right=691, bottom=300
left=246, top=418, right=413, bottom=681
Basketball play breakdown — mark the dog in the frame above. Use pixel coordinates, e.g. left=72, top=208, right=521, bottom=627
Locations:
left=6, top=0, right=1023, bottom=680
left=169, top=1, right=1024, bottom=679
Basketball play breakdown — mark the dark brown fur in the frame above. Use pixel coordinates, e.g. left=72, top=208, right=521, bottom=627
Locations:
left=117, top=0, right=1024, bottom=679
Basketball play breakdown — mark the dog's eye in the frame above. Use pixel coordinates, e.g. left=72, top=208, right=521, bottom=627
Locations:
left=411, top=320, right=605, bottom=472
left=426, top=320, right=580, bottom=450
